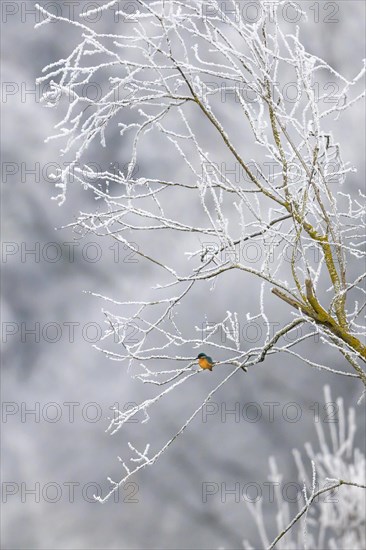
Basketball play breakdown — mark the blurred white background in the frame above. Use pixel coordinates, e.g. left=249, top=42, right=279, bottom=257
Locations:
left=1, top=1, right=365, bottom=548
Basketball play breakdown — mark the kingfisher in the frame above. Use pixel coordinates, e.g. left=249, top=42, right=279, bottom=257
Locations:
left=196, top=353, right=248, bottom=372
left=196, top=353, right=214, bottom=371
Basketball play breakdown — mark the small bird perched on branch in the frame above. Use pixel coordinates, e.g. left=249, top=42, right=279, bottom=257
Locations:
left=196, top=353, right=248, bottom=372
left=196, top=353, right=214, bottom=371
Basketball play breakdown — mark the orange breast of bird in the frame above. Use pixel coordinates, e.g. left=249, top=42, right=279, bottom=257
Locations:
left=198, top=357, right=213, bottom=371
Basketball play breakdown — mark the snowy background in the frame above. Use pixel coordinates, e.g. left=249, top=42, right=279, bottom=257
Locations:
left=1, top=1, right=365, bottom=549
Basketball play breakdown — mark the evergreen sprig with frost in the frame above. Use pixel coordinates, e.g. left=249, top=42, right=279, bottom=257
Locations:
left=244, top=385, right=366, bottom=550
left=36, top=0, right=365, bottom=541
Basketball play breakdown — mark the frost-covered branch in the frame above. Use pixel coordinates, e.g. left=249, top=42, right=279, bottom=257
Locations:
left=36, top=0, right=366, bottom=505
left=244, top=385, right=366, bottom=550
